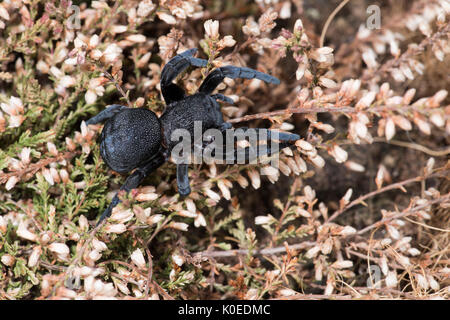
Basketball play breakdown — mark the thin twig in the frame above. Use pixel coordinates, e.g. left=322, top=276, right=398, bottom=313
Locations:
left=194, top=241, right=315, bottom=259
left=327, top=168, right=448, bottom=223
left=320, top=0, right=351, bottom=47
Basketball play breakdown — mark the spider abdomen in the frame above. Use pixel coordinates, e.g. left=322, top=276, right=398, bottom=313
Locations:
left=100, top=108, right=162, bottom=173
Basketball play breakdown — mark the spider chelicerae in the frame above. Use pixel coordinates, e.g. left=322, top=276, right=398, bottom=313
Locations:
left=85, top=48, right=300, bottom=224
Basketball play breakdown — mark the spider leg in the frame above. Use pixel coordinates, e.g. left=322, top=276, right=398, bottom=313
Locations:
left=96, top=154, right=166, bottom=225
left=211, top=93, right=235, bottom=105
left=176, top=164, right=191, bottom=196
left=85, top=104, right=127, bottom=125
left=203, top=128, right=299, bottom=164
left=198, top=66, right=280, bottom=94
left=161, top=48, right=208, bottom=105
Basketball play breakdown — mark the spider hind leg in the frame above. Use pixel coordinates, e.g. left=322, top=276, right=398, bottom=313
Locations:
left=96, top=154, right=165, bottom=225
left=203, top=128, right=299, bottom=164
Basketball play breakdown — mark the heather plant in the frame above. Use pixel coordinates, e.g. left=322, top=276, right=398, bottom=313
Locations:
left=0, top=0, right=449, bottom=300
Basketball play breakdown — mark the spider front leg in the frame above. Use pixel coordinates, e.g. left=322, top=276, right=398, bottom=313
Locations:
left=161, top=48, right=208, bottom=105
left=96, top=154, right=166, bottom=225
left=85, top=104, right=127, bottom=125
left=211, top=93, right=235, bottom=105
left=198, top=66, right=280, bottom=94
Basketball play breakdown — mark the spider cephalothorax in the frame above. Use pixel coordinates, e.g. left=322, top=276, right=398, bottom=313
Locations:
left=86, top=48, right=300, bottom=223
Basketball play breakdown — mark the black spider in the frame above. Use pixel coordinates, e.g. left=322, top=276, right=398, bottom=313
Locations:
left=86, top=48, right=300, bottom=224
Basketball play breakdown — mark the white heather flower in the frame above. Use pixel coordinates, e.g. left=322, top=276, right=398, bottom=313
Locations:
left=177, top=210, right=197, bottom=218
left=416, top=274, right=429, bottom=290
left=305, top=245, right=320, bottom=259
left=385, top=117, right=396, bottom=140
left=204, top=19, right=219, bottom=39
left=295, top=62, right=307, bottom=80
left=295, top=208, right=311, bottom=218
left=49, top=242, right=70, bottom=261
left=0, top=5, right=10, bottom=21
left=304, top=186, right=316, bottom=202
left=255, top=215, right=272, bottom=225
left=137, top=0, right=156, bottom=17
left=386, top=225, right=401, bottom=240
left=338, top=226, right=356, bottom=236
left=279, top=2, right=291, bottom=19
left=172, top=253, right=185, bottom=267
left=28, top=246, right=42, bottom=267
left=219, top=35, right=236, bottom=48
left=204, top=188, right=221, bottom=202
left=392, top=115, right=412, bottom=131
left=247, top=169, right=261, bottom=189
left=5, top=176, right=19, bottom=190
left=408, top=248, right=421, bottom=256
left=156, top=12, right=176, bottom=25
left=356, top=91, right=376, bottom=109
left=59, top=169, right=69, bottom=184
left=295, top=139, right=313, bottom=151
left=47, top=142, right=58, bottom=156
left=293, top=18, right=303, bottom=31
left=396, top=254, right=411, bottom=267
left=427, top=275, right=440, bottom=291
left=1, top=254, right=15, bottom=266
left=385, top=271, right=398, bottom=288
left=194, top=213, right=207, bottom=228
left=430, top=112, right=445, bottom=127
left=431, top=89, right=448, bottom=106
left=320, top=238, right=333, bottom=254
left=135, top=192, right=158, bottom=202
left=414, top=117, right=431, bottom=135
left=331, top=260, right=353, bottom=269
left=88, top=249, right=102, bottom=263
left=102, top=43, right=122, bottom=63
left=342, top=188, right=353, bottom=203
left=59, top=75, right=76, bottom=88
left=105, top=224, right=127, bottom=234
left=85, top=78, right=106, bottom=104
left=147, top=214, right=164, bottom=225
left=110, top=25, right=128, bottom=34
left=169, top=222, right=189, bottom=232
left=110, top=208, right=134, bottom=224
left=130, top=249, right=146, bottom=269
left=126, top=34, right=147, bottom=43
left=17, top=220, right=38, bottom=242
left=42, top=169, right=54, bottom=186
left=330, top=145, right=348, bottom=163
left=310, top=155, right=325, bottom=168
left=243, top=17, right=260, bottom=37
left=0, top=216, right=6, bottom=234
left=7, top=115, right=25, bottom=128
left=345, top=161, right=365, bottom=172
left=362, top=48, right=378, bottom=69
left=215, top=181, right=230, bottom=201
